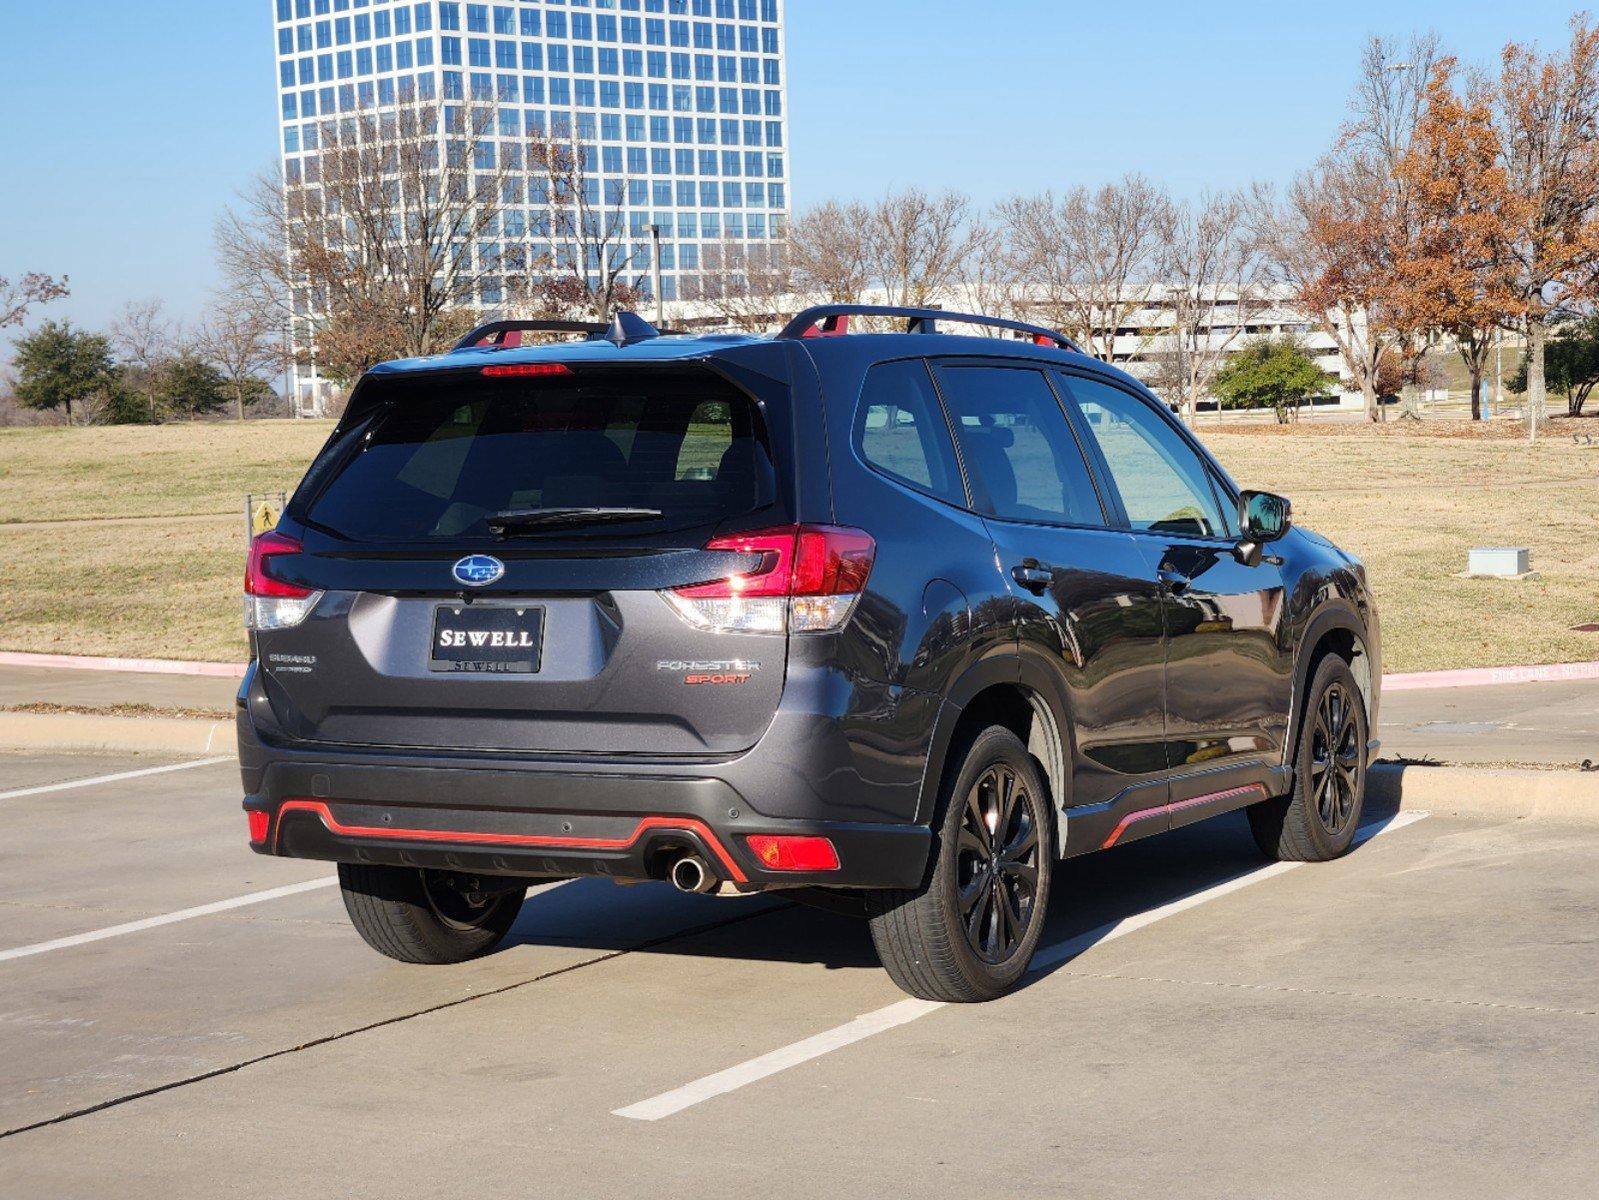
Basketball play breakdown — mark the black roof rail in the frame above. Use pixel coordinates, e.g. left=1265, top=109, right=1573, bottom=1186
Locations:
left=777, top=305, right=1082, bottom=353
left=452, top=313, right=684, bottom=352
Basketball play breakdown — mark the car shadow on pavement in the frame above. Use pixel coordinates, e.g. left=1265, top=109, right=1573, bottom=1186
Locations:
left=497, top=789, right=1406, bottom=982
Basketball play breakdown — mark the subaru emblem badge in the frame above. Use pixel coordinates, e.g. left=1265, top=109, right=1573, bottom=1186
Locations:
left=452, top=555, right=505, bottom=587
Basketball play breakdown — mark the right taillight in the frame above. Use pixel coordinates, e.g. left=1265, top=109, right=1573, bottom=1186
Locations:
left=663, top=524, right=875, bottom=635
left=244, top=531, right=323, bottom=631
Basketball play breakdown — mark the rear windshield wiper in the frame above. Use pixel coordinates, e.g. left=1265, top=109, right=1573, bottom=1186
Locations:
left=487, top=507, right=665, bottom=536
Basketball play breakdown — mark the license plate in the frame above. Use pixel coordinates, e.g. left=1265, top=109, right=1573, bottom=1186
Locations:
left=430, top=605, right=544, bottom=673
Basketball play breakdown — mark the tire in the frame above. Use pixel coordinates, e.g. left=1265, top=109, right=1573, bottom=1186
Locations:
left=868, top=727, right=1054, bottom=1003
left=338, top=863, right=526, bottom=964
left=1248, top=654, right=1368, bottom=862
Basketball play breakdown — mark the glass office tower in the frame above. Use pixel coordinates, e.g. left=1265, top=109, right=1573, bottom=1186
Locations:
left=271, top=0, right=790, bottom=409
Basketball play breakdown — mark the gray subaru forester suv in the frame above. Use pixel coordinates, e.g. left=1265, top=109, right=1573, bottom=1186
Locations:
left=241, top=308, right=1379, bottom=1002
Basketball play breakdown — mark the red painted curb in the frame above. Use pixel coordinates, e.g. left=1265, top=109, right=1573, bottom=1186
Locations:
left=1382, top=661, right=1599, bottom=691
left=0, top=651, right=247, bottom=679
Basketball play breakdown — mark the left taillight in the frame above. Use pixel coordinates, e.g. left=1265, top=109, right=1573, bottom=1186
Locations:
left=244, top=531, right=322, bottom=631
left=663, top=524, right=875, bottom=635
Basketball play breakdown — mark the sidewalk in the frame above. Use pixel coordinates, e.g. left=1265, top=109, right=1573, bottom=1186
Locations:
left=0, top=665, right=239, bottom=755
left=0, top=664, right=238, bottom=718
left=1380, top=676, right=1598, bottom=767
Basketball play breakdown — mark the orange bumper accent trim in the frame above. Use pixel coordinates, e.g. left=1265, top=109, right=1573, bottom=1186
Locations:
left=272, top=799, right=748, bottom=883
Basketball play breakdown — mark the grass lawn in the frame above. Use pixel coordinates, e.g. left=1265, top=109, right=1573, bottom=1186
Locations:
left=0, top=421, right=334, bottom=663
left=1202, top=421, right=1599, bottom=672
left=1, top=417, right=1595, bottom=671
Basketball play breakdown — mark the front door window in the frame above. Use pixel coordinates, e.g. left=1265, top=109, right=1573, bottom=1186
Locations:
left=1060, top=376, right=1231, bottom=538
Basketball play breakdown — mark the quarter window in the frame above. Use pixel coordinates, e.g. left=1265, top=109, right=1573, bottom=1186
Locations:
left=854, top=360, right=964, bottom=506
left=1061, top=375, right=1232, bottom=538
left=932, top=366, right=1103, bottom=526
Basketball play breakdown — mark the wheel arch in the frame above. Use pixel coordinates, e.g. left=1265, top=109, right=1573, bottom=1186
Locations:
left=916, top=655, right=1073, bottom=855
left=1288, top=604, right=1376, bottom=769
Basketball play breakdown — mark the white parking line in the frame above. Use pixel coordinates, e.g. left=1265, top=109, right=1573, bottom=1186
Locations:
left=0, top=756, right=233, bottom=801
left=0, top=876, right=581, bottom=966
left=613, top=810, right=1431, bottom=1121
left=0, top=877, right=339, bottom=964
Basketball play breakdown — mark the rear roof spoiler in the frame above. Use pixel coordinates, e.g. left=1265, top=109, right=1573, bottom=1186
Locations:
left=454, top=312, right=682, bottom=351
left=778, top=305, right=1081, bottom=353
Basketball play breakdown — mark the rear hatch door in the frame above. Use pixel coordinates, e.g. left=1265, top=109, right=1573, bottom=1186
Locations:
left=255, top=359, right=797, bottom=756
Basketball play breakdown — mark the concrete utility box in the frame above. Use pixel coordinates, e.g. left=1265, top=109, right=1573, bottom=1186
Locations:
left=1469, top=547, right=1531, bottom=578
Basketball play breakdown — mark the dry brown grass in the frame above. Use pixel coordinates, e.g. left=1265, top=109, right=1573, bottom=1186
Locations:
left=0, top=421, right=334, bottom=524
left=0, top=418, right=1595, bottom=671
left=1200, top=421, right=1599, bottom=672
left=0, top=422, right=333, bottom=661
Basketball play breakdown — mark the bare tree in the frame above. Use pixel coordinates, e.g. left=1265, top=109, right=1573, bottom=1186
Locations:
left=942, top=217, right=1021, bottom=321
left=866, top=188, right=982, bottom=308
left=1252, top=35, right=1441, bottom=421
left=1345, top=33, right=1444, bottom=176
left=195, top=292, right=283, bottom=421
left=1495, top=16, right=1599, bottom=440
left=1251, top=173, right=1394, bottom=421
left=110, top=299, right=176, bottom=375
left=525, top=132, right=649, bottom=322
left=682, top=239, right=795, bottom=332
left=997, top=175, right=1173, bottom=362
left=217, top=98, right=511, bottom=385
left=107, top=299, right=180, bottom=420
left=1155, top=191, right=1268, bottom=423
left=787, top=200, right=874, bottom=304
left=1, top=273, right=69, bottom=330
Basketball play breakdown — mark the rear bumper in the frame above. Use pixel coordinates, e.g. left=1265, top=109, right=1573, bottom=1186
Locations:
left=240, top=720, right=932, bottom=890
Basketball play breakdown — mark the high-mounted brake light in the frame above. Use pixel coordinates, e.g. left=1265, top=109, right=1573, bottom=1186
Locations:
left=663, top=525, right=875, bottom=635
left=746, top=834, right=840, bottom=872
left=244, top=531, right=323, bottom=631
left=481, top=363, right=572, bottom=378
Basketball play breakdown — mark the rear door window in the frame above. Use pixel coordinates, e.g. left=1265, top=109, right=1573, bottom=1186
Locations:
left=930, top=364, right=1105, bottom=526
left=853, top=359, right=965, bottom=506
left=301, top=369, right=779, bottom=543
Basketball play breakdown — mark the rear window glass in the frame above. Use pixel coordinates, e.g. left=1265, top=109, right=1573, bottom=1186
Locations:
left=853, top=359, right=965, bottom=505
left=301, top=370, right=778, bottom=543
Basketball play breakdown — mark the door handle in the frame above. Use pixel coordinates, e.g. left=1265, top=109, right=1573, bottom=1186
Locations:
left=1011, top=560, right=1053, bottom=594
left=1157, top=566, right=1191, bottom=595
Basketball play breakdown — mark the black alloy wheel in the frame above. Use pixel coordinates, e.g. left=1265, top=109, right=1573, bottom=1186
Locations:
left=956, top=763, right=1042, bottom=964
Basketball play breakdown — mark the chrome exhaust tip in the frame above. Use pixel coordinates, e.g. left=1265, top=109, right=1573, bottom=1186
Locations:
left=669, top=854, right=717, bottom=895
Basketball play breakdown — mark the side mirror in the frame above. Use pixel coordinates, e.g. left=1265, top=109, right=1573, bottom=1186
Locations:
left=1234, top=491, right=1291, bottom=567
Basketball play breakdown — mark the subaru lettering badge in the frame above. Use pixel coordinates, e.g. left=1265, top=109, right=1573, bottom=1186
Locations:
left=452, top=555, right=505, bottom=588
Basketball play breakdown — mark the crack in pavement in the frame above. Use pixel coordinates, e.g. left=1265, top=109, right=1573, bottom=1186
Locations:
left=1058, top=969, right=1598, bottom=1018
left=0, top=901, right=791, bottom=1142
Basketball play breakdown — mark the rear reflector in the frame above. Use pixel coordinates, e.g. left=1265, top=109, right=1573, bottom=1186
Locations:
left=663, top=525, right=875, bottom=635
left=247, top=810, right=270, bottom=844
left=481, top=363, right=572, bottom=378
left=746, top=835, right=840, bottom=872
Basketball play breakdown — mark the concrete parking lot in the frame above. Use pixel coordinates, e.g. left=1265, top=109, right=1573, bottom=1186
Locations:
left=1, top=748, right=1595, bottom=1198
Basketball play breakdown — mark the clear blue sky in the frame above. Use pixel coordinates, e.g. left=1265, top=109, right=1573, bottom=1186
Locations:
left=0, top=0, right=1577, bottom=334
